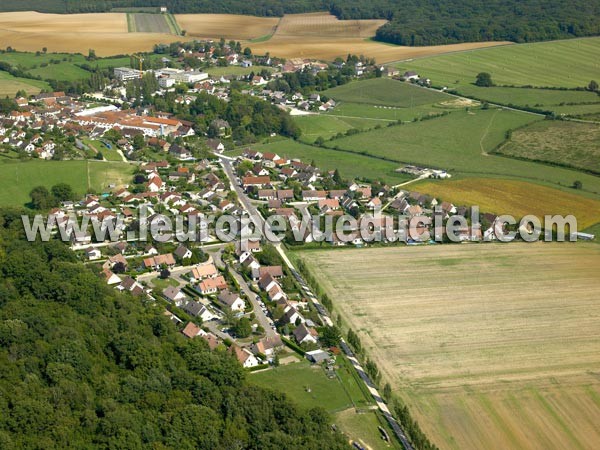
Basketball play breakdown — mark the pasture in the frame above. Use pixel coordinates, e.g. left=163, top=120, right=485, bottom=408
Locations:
left=0, top=160, right=134, bottom=207
left=235, top=139, right=412, bottom=184
left=323, top=78, right=452, bottom=107
left=322, top=107, right=600, bottom=197
left=0, top=70, right=48, bottom=96
left=498, top=120, right=600, bottom=174
left=298, top=243, right=600, bottom=450
left=413, top=178, right=600, bottom=229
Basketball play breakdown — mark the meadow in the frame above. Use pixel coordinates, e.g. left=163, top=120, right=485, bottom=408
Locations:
left=0, top=160, right=134, bottom=207
left=413, top=178, right=600, bottom=229
left=298, top=243, right=600, bottom=450
left=0, top=70, right=49, bottom=96
left=497, top=120, right=600, bottom=174
left=294, top=114, right=380, bottom=143
left=320, top=107, right=600, bottom=197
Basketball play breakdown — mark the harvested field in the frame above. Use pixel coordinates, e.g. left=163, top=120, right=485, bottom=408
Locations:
left=0, top=11, right=184, bottom=56
left=299, top=243, right=600, bottom=450
left=175, top=14, right=279, bottom=40
left=498, top=121, right=600, bottom=174
left=413, top=178, right=600, bottom=229
left=275, top=12, right=386, bottom=38
left=0, top=70, right=49, bottom=96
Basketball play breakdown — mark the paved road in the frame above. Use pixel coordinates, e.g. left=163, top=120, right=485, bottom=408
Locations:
left=219, top=154, right=415, bottom=450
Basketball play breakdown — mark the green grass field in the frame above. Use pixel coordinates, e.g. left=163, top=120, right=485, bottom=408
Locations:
left=321, top=107, right=600, bottom=197
left=249, top=358, right=372, bottom=413
left=295, top=114, right=380, bottom=143
left=83, top=139, right=123, bottom=162
left=230, top=139, right=412, bottom=184
left=0, top=160, right=134, bottom=207
left=498, top=120, right=600, bottom=174
left=128, top=13, right=172, bottom=34
left=335, top=409, right=402, bottom=450
left=323, top=78, right=452, bottom=107
left=395, top=38, right=600, bottom=89
left=0, top=70, right=50, bottom=97
left=324, top=100, right=470, bottom=122
left=206, top=65, right=273, bottom=77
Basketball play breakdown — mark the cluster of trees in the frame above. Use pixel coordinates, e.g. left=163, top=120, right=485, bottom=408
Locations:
left=0, top=208, right=351, bottom=448
left=29, top=183, right=76, bottom=209
left=1, top=1, right=598, bottom=46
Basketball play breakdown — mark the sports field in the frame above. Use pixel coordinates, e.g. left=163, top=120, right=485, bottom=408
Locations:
left=413, top=178, right=600, bottom=229
left=298, top=243, right=600, bottom=450
left=0, top=160, right=134, bottom=206
left=0, top=70, right=49, bottom=96
left=497, top=120, right=600, bottom=174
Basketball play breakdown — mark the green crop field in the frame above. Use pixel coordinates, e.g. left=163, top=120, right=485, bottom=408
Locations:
left=0, top=70, right=49, bottom=96
left=323, top=78, right=452, bottom=107
left=324, top=100, right=471, bottom=122
left=321, top=107, right=600, bottom=197
left=498, top=120, right=600, bottom=174
left=294, top=114, right=379, bottom=143
left=128, top=13, right=172, bottom=34
left=0, top=160, right=134, bottom=207
left=231, top=138, right=412, bottom=184
left=395, top=38, right=600, bottom=89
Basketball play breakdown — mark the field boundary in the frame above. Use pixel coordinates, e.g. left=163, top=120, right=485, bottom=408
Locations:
left=126, top=13, right=136, bottom=32
left=165, top=13, right=183, bottom=36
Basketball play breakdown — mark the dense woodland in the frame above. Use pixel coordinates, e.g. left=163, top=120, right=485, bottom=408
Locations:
left=0, top=0, right=598, bottom=46
left=0, top=209, right=350, bottom=449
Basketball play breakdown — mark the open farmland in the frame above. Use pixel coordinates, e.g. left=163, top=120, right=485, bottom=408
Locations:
left=323, top=78, right=452, bottom=107
left=0, top=11, right=185, bottom=56
left=245, top=12, right=510, bottom=63
left=175, top=14, right=279, bottom=40
left=0, top=160, right=134, bottom=207
left=497, top=121, right=600, bottom=174
left=393, top=37, right=600, bottom=115
left=128, top=13, right=173, bottom=34
left=298, top=244, right=600, bottom=450
left=413, top=178, right=600, bottom=229
left=294, top=114, right=381, bottom=143
left=0, top=70, right=49, bottom=96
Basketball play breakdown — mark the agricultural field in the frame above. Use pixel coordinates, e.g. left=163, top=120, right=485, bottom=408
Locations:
left=0, top=70, right=49, bottom=96
left=334, top=409, right=402, bottom=450
left=231, top=139, right=412, bottom=184
left=298, top=243, right=600, bottom=450
left=394, top=37, right=600, bottom=114
left=128, top=13, right=179, bottom=34
left=205, top=65, right=273, bottom=77
left=294, top=114, right=380, bottom=143
left=323, top=78, right=452, bottom=107
left=321, top=107, right=600, bottom=197
left=175, top=14, right=279, bottom=40
left=0, top=160, right=134, bottom=207
left=244, top=13, right=510, bottom=63
left=0, top=11, right=184, bottom=56
left=497, top=120, right=600, bottom=174
left=413, top=178, right=600, bottom=229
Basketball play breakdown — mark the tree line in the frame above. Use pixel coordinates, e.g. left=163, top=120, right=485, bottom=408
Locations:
left=0, top=208, right=350, bottom=449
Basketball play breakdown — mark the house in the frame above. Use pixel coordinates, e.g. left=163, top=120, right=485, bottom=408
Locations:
left=101, top=268, right=122, bottom=285
left=252, top=335, right=284, bottom=357
left=118, top=276, right=144, bottom=296
left=189, top=263, right=219, bottom=281
left=258, top=266, right=283, bottom=279
left=143, top=253, right=176, bottom=270
left=84, top=247, right=102, bottom=260
left=242, top=176, right=271, bottom=188
left=102, top=253, right=128, bottom=271
left=174, top=245, right=193, bottom=261
left=403, top=71, right=419, bottom=81
left=281, top=305, right=303, bottom=324
left=182, top=322, right=204, bottom=339
left=163, top=286, right=187, bottom=306
left=205, top=138, right=225, bottom=153
left=258, top=273, right=278, bottom=292
left=217, top=290, right=245, bottom=311
left=293, top=323, right=318, bottom=345
left=183, top=301, right=216, bottom=321
left=267, top=283, right=286, bottom=302
left=305, top=349, right=330, bottom=364
left=197, top=275, right=227, bottom=295
left=302, top=190, right=327, bottom=201
left=229, top=345, right=260, bottom=368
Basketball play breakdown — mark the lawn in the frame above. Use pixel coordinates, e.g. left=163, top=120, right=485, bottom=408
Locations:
left=413, top=178, right=600, bottom=229
left=83, top=139, right=123, bottom=162
left=298, top=243, right=600, bottom=450
left=323, top=78, right=451, bottom=107
left=249, top=357, right=371, bottom=413
left=206, top=65, right=273, bottom=77
left=322, top=108, right=600, bottom=197
left=0, top=160, right=134, bottom=207
left=497, top=120, right=600, bottom=174
left=0, top=70, right=49, bottom=96
left=231, top=139, right=413, bottom=184
left=395, top=37, right=600, bottom=89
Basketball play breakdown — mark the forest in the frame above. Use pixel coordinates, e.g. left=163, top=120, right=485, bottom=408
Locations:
left=0, top=209, right=350, bottom=449
left=0, top=0, right=598, bottom=46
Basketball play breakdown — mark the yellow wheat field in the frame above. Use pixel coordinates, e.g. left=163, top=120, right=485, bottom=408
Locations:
left=300, top=243, right=600, bottom=450
left=175, top=14, right=279, bottom=40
